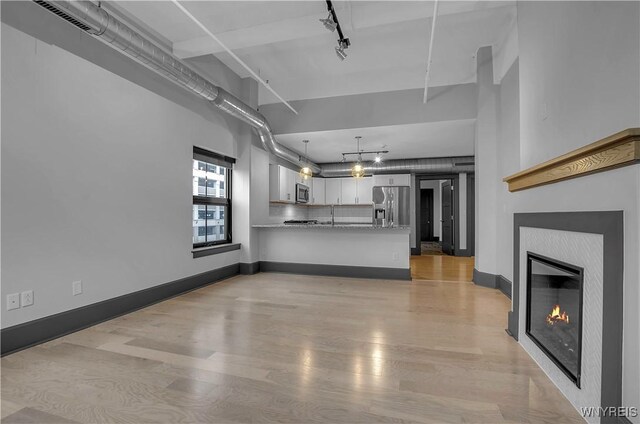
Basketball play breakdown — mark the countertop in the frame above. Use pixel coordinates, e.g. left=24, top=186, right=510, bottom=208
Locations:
left=252, top=223, right=410, bottom=230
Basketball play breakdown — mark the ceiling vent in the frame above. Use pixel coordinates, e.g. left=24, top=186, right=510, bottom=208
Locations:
left=33, top=0, right=93, bottom=32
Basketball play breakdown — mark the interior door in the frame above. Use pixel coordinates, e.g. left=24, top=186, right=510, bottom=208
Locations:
left=420, top=189, right=434, bottom=241
left=441, top=181, right=454, bottom=255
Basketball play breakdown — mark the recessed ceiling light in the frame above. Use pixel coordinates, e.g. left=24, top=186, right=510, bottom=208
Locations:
left=374, top=156, right=382, bottom=163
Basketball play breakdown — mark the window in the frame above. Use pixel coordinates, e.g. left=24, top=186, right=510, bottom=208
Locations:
left=192, top=147, right=234, bottom=248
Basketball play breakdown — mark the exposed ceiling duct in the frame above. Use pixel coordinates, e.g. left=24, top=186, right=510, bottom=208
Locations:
left=319, top=156, right=475, bottom=178
left=33, top=1, right=474, bottom=178
left=33, top=0, right=320, bottom=174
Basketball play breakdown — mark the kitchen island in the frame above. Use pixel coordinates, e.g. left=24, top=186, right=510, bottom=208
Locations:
left=253, top=224, right=411, bottom=280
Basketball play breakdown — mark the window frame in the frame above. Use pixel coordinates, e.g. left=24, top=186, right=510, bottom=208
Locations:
left=192, top=147, right=234, bottom=249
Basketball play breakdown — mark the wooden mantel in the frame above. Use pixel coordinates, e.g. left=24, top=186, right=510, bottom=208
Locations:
left=503, top=128, right=640, bottom=192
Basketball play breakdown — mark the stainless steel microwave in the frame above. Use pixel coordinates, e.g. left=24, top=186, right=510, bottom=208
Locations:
left=295, top=183, right=309, bottom=203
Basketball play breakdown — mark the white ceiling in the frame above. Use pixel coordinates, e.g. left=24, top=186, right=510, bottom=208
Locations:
left=276, top=119, right=476, bottom=163
left=114, top=1, right=516, bottom=104
left=112, top=1, right=515, bottom=163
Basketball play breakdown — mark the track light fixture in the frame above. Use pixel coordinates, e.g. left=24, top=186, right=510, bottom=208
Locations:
left=323, top=0, right=351, bottom=61
left=335, top=41, right=347, bottom=61
left=319, top=14, right=337, bottom=32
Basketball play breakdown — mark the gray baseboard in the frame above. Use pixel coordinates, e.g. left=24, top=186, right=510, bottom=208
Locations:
left=1, top=264, right=239, bottom=356
left=239, top=262, right=260, bottom=275
left=497, top=275, right=512, bottom=299
left=456, top=248, right=474, bottom=257
left=473, top=269, right=512, bottom=300
left=473, top=268, right=498, bottom=288
left=260, top=261, right=412, bottom=281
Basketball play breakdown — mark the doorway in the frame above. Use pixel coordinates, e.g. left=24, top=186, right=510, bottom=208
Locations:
left=417, top=179, right=450, bottom=256
left=414, top=174, right=475, bottom=257
left=412, top=174, right=475, bottom=281
left=419, top=188, right=434, bottom=242
left=441, top=180, right=454, bottom=255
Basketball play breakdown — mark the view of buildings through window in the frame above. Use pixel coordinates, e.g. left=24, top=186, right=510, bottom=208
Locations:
left=192, top=159, right=229, bottom=246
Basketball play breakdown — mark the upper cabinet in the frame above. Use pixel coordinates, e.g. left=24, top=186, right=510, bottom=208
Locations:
left=341, top=178, right=357, bottom=204
left=311, top=177, right=325, bottom=205
left=325, top=178, right=342, bottom=205
left=357, top=177, right=373, bottom=204
left=322, top=177, right=372, bottom=204
left=372, top=174, right=411, bottom=187
left=269, top=164, right=296, bottom=202
left=269, top=166, right=374, bottom=205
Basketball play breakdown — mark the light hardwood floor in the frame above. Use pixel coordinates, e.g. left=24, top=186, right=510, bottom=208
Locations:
left=2, top=272, right=584, bottom=423
left=410, top=255, right=475, bottom=282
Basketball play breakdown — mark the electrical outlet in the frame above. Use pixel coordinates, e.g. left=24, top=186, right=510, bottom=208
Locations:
left=392, top=252, right=399, bottom=260
left=72, top=280, right=83, bottom=296
left=21, top=290, right=34, bottom=307
left=7, top=293, right=20, bottom=310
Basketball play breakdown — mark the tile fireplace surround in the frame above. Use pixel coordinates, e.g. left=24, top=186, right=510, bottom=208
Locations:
left=508, top=211, right=624, bottom=423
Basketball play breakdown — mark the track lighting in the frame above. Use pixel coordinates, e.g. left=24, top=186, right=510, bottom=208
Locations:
left=323, top=0, right=351, bottom=61
left=341, top=145, right=389, bottom=170
left=319, top=14, right=337, bottom=32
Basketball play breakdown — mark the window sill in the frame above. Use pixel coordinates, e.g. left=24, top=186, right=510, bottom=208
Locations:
left=192, top=243, right=241, bottom=258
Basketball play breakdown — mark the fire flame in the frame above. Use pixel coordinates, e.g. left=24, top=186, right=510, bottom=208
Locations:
left=546, top=304, right=570, bottom=325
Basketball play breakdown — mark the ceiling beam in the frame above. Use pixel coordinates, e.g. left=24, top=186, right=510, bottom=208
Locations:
left=259, top=84, right=477, bottom=136
left=173, top=1, right=514, bottom=59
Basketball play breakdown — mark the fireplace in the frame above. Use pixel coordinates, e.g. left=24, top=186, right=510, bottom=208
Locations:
left=526, top=252, right=584, bottom=387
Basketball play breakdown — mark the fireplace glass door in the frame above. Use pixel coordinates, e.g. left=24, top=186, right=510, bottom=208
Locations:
left=526, top=252, right=583, bottom=387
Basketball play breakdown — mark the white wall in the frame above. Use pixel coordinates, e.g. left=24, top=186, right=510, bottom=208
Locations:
left=474, top=46, right=499, bottom=274
left=475, top=2, right=640, bottom=418
left=516, top=2, right=640, bottom=417
left=495, top=60, right=520, bottom=281
left=1, top=13, right=246, bottom=328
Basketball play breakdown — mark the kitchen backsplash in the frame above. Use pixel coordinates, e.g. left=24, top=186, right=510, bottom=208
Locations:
left=269, top=204, right=372, bottom=224
left=332, top=205, right=372, bottom=224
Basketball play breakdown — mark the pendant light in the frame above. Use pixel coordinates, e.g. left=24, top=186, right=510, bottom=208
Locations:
left=299, top=139, right=313, bottom=180
left=351, top=136, right=366, bottom=178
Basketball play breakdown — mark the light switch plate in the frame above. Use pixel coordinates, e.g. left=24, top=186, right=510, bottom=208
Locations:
left=21, top=290, right=34, bottom=307
left=72, top=280, right=83, bottom=296
left=7, top=293, right=20, bottom=310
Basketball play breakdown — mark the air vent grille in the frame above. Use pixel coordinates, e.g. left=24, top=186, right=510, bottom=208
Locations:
left=33, top=1, right=93, bottom=32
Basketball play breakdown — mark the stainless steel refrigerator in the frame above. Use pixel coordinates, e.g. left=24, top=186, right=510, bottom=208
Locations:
left=372, top=186, right=410, bottom=227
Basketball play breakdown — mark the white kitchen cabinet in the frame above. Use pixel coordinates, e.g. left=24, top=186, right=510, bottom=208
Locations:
left=325, top=178, right=342, bottom=205
left=356, top=176, right=373, bottom=204
left=269, top=164, right=295, bottom=202
left=311, top=177, right=325, bottom=204
left=341, top=178, right=357, bottom=204
left=372, top=173, right=411, bottom=187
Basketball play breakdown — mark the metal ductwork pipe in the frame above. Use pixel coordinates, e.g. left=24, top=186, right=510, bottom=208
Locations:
left=34, top=1, right=472, bottom=178
left=319, top=156, right=475, bottom=178
left=213, top=89, right=321, bottom=174
left=34, top=0, right=320, bottom=173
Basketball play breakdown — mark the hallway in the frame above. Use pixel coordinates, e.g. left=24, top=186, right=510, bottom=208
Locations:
left=410, top=255, right=475, bottom=281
